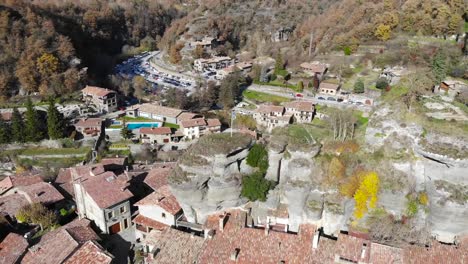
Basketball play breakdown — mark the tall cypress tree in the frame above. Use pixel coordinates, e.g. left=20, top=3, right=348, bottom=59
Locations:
left=0, top=114, right=10, bottom=144
left=25, top=97, right=43, bottom=142
left=46, top=98, right=64, bottom=139
left=11, top=107, right=25, bottom=143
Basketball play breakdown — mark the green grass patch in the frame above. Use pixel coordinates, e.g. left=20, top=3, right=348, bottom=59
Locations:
left=109, top=125, right=123, bottom=129
left=242, top=90, right=290, bottom=103
left=275, top=69, right=289, bottom=77
left=21, top=147, right=90, bottom=156
left=254, top=80, right=299, bottom=91
left=465, top=22, right=468, bottom=32
left=382, top=86, right=409, bottom=102
left=163, top=122, right=180, bottom=129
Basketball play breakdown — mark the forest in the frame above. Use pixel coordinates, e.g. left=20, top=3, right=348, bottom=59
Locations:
left=0, top=0, right=466, bottom=100
left=0, top=0, right=182, bottom=100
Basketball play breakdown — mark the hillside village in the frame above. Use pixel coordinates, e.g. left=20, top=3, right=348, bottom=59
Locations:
left=0, top=0, right=467, bottom=264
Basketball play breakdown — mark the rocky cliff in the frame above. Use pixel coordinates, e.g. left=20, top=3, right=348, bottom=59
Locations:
left=168, top=133, right=253, bottom=223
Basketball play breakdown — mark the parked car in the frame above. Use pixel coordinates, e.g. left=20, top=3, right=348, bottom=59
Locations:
left=296, top=93, right=303, bottom=97
left=327, top=97, right=336, bottom=101
left=317, top=97, right=325, bottom=100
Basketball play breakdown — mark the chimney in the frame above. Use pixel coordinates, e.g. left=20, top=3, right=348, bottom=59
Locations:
left=312, top=231, right=320, bottom=249
left=125, top=170, right=129, bottom=180
left=219, top=213, right=226, bottom=232
left=264, top=222, right=269, bottom=236
left=203, top=229, right=213, bottom=239
left=230, top=248, right=240, bottom=261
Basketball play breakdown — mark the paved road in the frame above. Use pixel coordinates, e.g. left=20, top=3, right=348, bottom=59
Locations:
left=247, top=84, right=372, bottom=111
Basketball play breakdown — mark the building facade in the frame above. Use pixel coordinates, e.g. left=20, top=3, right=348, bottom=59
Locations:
left=82, top=86, right=117, bottom=113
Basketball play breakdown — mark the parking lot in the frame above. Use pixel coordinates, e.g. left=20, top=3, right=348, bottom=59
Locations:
left=114, top=51, right=197, bottom=93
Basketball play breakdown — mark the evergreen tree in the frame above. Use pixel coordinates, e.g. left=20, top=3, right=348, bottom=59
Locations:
left=274, top=52, right=284, bottom=74
left=25, top=97, right=43, bottom=142
left=11, top=108, right=25, bottom=143
left=120, top=122, right=134, bottom=140
left=354, top=79, right=365, bottom=93
left=46, top=98, right=64, bottom=139
left=297, top=81, right=304, bottom=92
left=432, top=51, right=447, bottom=84
left=0, top=115, right=11, bottom=144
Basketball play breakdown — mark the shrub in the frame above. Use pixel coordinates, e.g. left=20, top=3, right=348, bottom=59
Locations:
left=406, top=199, right=418, bottom=217
left=354, top=79, right=365, bottom=93
left=418, top=192, right=429, bottom=205
left=246, top=144, right=269, bottom=172
left=241, top=172, right=275, bottom=201
left=353, top=171, right=380, bottom=219
left=376, top=78, right=389, bottom=89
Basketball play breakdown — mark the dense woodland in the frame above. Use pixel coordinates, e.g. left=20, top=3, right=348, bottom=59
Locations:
left=0, top=0, right=182, bottom=100
left=0, top=0, right=466, bottom=100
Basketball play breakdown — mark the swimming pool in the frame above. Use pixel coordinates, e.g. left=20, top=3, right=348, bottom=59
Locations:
left=126, top=122, right=161, bottom=130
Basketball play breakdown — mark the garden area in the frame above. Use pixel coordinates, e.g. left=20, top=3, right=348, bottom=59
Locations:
left=242, top=90, right=290, bottom=104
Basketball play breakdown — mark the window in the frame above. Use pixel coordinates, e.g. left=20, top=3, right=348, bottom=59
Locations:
left=120, top=206, right=126, bottom=214
left=123, top=218, right=129, bottom=229
left=108, top=211, right=114, bottom=219
left=162, top=213, right=166, bottom=218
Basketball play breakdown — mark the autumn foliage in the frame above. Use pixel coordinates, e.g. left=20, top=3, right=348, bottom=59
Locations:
left=340, top=170, right=380, bottom=219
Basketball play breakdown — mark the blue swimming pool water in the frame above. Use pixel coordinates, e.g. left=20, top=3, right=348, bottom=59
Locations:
left=127, top=123, right=160, bottom=130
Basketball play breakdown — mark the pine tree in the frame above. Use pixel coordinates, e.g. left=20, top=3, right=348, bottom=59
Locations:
left=274, top=52, right=284, bottom=74
left=120, top=121, right=134, bottom=140
left=0, top=115, right=11, bottom=144
left=11, top=108, right=25, bottom=143
left=46, top=98, right=64, bottom=139
left=354, top=79, right=365, bottom=93
left=25, top=97, right=43, bottom=142
left=431, top=51, right=447, bottom=84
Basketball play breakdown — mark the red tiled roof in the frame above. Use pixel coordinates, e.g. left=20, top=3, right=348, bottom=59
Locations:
left=206, top=118, right=221, bottom=127
left=0, top=175, right=43, bottom=194
left=0, top=193, right=29, bottom=217
left=144, top=167, right=173, bottom=191
left=177, top=112, right=200, bottom=122
left=75, top=118, right=103, bottom=128
left=82, top=86, right=115, bottom=97
left=64, top=240, right=113, bottom=264
left=0, top=233, right=29, bottom=264
left=140, top=127, right=172, bottom=135
left=181, top=118, right=206, bottom=128
left=100, top=157, right=127, bottom=166
left=18, top=182, right=64, bottom=205
left=256, top=105, right=285, bottom=114
left=136, top=186, right=181, bottom=215
left=144, top=228, right=205, bottom=263
left=403, top=242, right=467, bottom=264
left=335, top=233, right=370, bottom=263
left=80, top=171, right=133, bottom=209
left=133, top=214, right=169, bottom=231
left=22, top=218, right=100, bottom=264
left=300, top=62, right=328, bottom=74
left=369, top=242, right=403, bottom=264
left=22, top=228, right=80, bottom=264
left=198, top=210, right=334, bottom=263
left=284, top=101, right=315, bottom=112
left=319, top=82, right=340, bottom=91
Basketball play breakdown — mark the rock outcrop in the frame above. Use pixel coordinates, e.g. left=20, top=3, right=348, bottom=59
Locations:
left=168, top=133, right=253, bottom=223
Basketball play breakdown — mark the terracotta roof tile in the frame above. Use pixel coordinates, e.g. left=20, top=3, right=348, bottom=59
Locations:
left=22, top=228, right=80, bottom=264
left=64, top=240, right=113, bottom=264
left=181, top=118, right=206, bottom=128
left=335, top=233, right=370, bottom=263
left=18, top=182, right=64, bottom=205
left=369, top=242, right=403, bottom=264
left=300, top=62, right=328, bottom=74
left=256, top=105, right=285, bottom=114
left=100, top=157, right=127, bottom=166
left=403, top=242, right=467, bottom=264
left=144, top=228, right=205, bottom=263
left=319, top=82, right=340, bottom=91
left=177, top=112, right=200, bottom=121
left=0, top=175, right=43, bottom=194
left=0, top=193, right=29, bottom=217
left=134, top=214, right=169, bottom=231
left=284, top=101, right=315, bottom=112
left=144, top=167, right=173, bottom=191
left=0, top=233, right=28, bottom=264
left=82, top=86, right=115, bottom=97
left=80, top=171, right=133, bottom=209
left=136, top=186, right=181, bottom=215
left=75, top=118, right=103, bottom=128
left=206, top=118, right=221, bottom=127
left=140, top=127, right=172, bottom=135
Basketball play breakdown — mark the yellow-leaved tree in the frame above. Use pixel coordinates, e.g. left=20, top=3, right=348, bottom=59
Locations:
left=352, top=171, right=380, bottom=219
left=375, top=24, right=391, bottom=41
